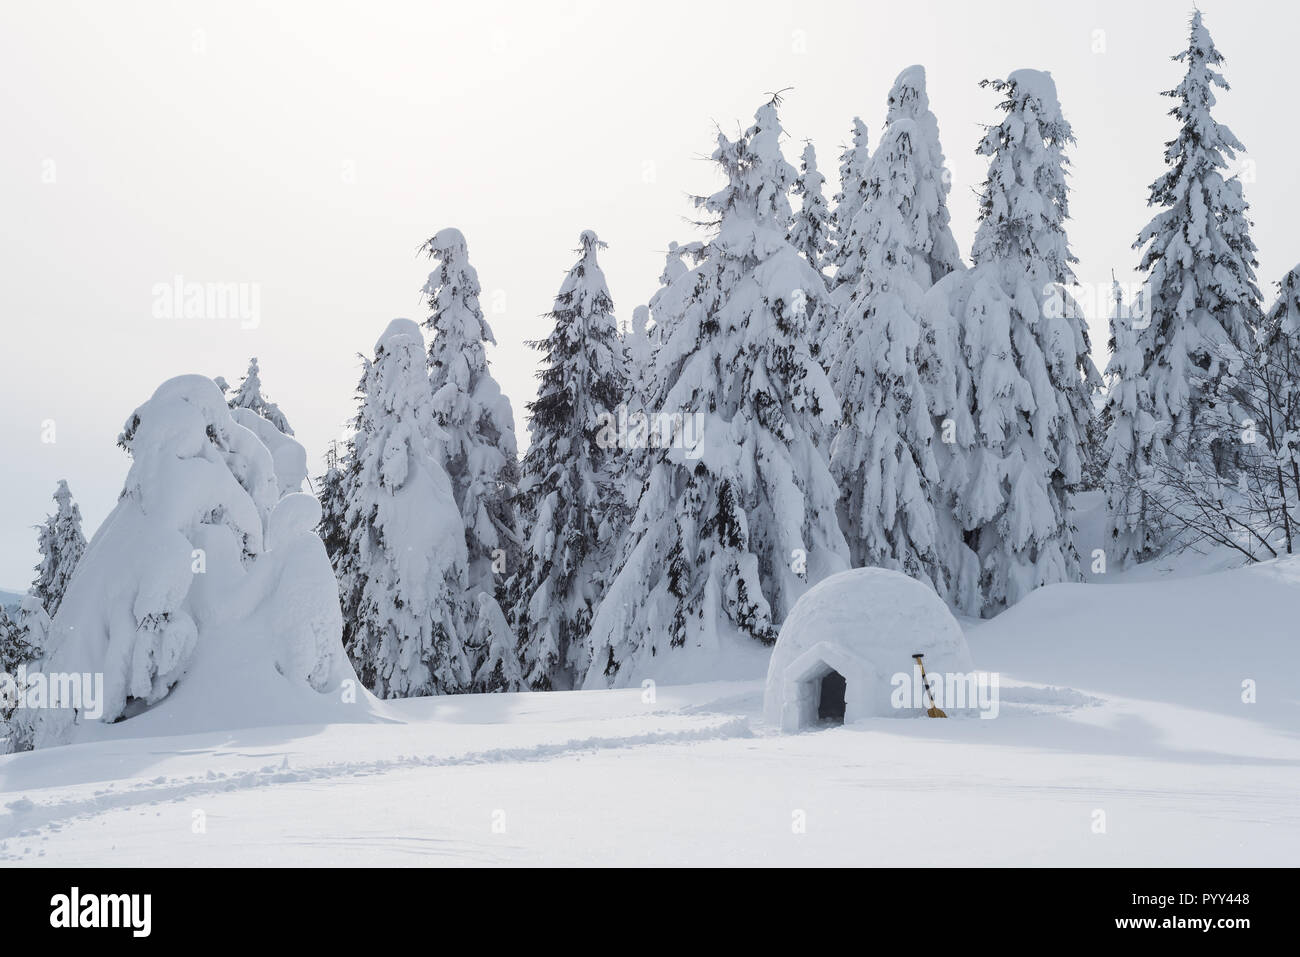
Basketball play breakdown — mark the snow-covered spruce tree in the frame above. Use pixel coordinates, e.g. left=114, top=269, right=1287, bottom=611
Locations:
left=227, top=357, right=306, bottom=496
left=1258, top=266, right=1300, bottom=504
left=321, top=368, right=369, bottom=645
left=339, top=319, right=472, bottom=697
left=583, top=97, right=849, bottom=687
left=12, top=596, right=51, bottom=668
left=30, top=479, right=86, bottom=620
left=837, top=71, right=962, bottom=360
left=920, top=71, right=1099, bottom=615
left=1103, top=281, right=1162, bottom=567
left=1134, top=9, right=1260, bottom=476
left=614, top=304, right=656, bottom=513
left=821, top=118, right=873, bottom=365
left=647, top=241, right=700, bottom=351
left=467, top=590, right=523, bottom=693
left=828, top=66, right=965, bottom=598
left=229, top=357, right=294, bottom=435
left=624, top=304, right=653, bottom=402
left=788, top=142, right=832, bottom=286
left=17, top=376, right=350, bottom=751
left=507, top=231, right=629, bottom=690
left=829, top=117, right=871, bottom=280
left=419, top=227, right=521, bottom=691
left=315, top=440, right=351, bottom=565
left=0, top=605, right=33, bottom=734
left=0, top=605, right=35, bottom=675
left=624, top=245, right=702, bottom=523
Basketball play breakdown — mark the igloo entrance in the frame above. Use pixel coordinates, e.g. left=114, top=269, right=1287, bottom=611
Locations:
left=817, top=670, right=847, bottom=724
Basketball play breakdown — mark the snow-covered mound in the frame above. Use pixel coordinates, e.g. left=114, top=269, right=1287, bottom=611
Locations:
left=763, top=567, right=973, bottom=731
left=14, top=375, right=367, bottom=751
left=230, top=406, right=307, bottom=497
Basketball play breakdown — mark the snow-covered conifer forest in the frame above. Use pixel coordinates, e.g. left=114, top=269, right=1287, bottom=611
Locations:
left=1, top=2, right=1298, bottom=874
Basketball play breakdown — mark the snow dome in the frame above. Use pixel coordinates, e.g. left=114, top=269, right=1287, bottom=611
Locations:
left=763, top=568, right=973, bottom=732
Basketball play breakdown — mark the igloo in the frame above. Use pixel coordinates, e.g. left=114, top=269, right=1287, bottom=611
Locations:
left=763, top=568, right=973, bottom=732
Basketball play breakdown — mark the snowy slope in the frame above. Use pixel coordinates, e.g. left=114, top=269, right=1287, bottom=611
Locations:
left=1, top=556, right=1297, bottom=866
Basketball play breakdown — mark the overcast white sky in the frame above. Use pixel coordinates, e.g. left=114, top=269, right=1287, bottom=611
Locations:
left=1, top=0, right=1296, bottom=588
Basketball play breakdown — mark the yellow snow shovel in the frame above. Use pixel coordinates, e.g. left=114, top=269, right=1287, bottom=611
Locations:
left=911, top=654, right=947, bottom=718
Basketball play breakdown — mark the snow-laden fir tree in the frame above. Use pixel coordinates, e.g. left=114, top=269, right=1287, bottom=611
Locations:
left=337, top=319, right=471, bottom=697
left=647, top=241, right=699, bottom=352
left=829, top=117, right=871, bottom=280
left=584, top=97, right=849, bottom=687
left=820, top=118, right=873, bottom=367
left=876, top=65, right=964, bottom=284
left=1262, top=266, right=1300, bottom=512
left=627, top=244, right=701, bottom=521
left=30, top=479, right=86, bottom=621
left=0, top=605, right=34, bottom=734
left=229, top=357, right=294, bottom=435
left=227, top=357, right=307, bottom=497
left=315, top=440, right=351, bottom=565
left=615, top=304, right=656, bottom=512
left=15, top=376, right=349, bottom=752
left=507, top=231, right=629, bottom=690
left=1134, top=9, right=1260, bottom=476
left=0, top=604, right=35, bottom=676
left=12, top=596, right=51, bottom=667
left=419, top=227, right=521, bottom=691
left=1103, top=280, right=1162, bottom=567
left=788, top=142, right=832, bottom=287
left=919, top=71, right=1099, bottom=615
left=624, top=304, right=653, bottom=400
left=828, top=66, right=967, bottom=601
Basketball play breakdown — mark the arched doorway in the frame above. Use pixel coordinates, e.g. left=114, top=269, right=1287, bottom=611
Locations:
left=817, top=669, right=847, bottom=724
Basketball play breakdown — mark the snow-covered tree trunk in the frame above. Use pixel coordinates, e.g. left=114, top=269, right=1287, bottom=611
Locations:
left=584, top=96, right=849, bottom=688
left=507, top=231, right=630, bottom=691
